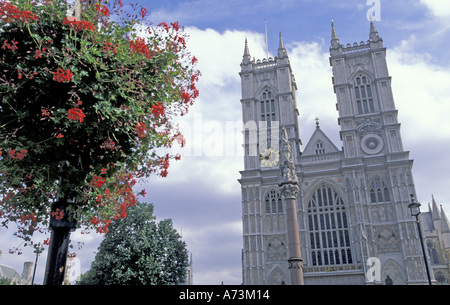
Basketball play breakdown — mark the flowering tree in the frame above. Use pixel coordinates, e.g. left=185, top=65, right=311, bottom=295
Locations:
left=0, top=0, right=199, bottom=249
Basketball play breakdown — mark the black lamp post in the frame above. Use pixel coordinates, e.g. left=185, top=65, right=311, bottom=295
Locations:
left=408, top=194, right=432, bottom=285
left=43, top=161, right=77, bottom=285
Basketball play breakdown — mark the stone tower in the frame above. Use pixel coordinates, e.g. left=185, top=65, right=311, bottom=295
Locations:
left=239, top=21, right=439, bottom=285
left=314, top=20, right=431, bottom=284
left=239, top=33, right=302, bottom=285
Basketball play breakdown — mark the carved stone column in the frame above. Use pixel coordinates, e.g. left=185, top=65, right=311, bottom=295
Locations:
left=280, top=182, right=304, bottom=285
left=278, top=127, right=304, bottom=285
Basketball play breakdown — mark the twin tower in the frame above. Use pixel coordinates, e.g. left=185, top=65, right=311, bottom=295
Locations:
left=238, top=21, right=450, bottom=285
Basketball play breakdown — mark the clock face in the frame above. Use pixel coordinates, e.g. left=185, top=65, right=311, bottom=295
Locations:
left=260, top=147, right=279, bottom=168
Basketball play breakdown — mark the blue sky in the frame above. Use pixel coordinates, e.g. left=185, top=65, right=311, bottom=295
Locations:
left=1, top=0, right=450, bottom=285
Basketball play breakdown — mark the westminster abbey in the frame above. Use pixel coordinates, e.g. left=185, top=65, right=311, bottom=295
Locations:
left=238, top=21, right=450, bottom=285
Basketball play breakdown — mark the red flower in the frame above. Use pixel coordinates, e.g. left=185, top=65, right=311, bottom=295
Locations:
left=52, top=68, right=73, bottom=83
left=181, top=89, right=191, bottom=104
left=41, top=109, right=50, bottom=117
left=158, top=22, right=170, bottom=32
left=0, top=3, right=37, bottom=23
left=95, top=4, right=110, bottom=17
left=51, top=208, right=64, bottom=220
left=129, top=37, right=150, bottom=58
left=56, top=133, right=64, bottom=139
left=151, top=102, right=165, bottom=118
left=135, top=122, right=146, bottom=138
left=63, top=17, right=95, bottom=32
left=140, top=7, right=148, bottom=18
left=90, top=216, right=100, bottom=226
left=67, top=108, right=86, bottom=123
left=33, top=49, right=42, bottom=59
left=176, top=35, right=186, bottom=47
left=158, top=154, right=170, bottom=177
left=2, top=39, right=18, bottom=51
left=90, top=176, right=106, bottom=188
left=100, top=139, right=116, bottom=150
left=8, top=148, right=28, bottom=160
left=171, top=22, right=181, bottom=31
left=138, top=189, right=147, bottom=197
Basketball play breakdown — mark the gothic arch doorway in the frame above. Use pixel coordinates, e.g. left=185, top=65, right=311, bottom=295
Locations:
left=266, top=266, right=287, bottom=285
left=382, top=259, right=407, bottom=285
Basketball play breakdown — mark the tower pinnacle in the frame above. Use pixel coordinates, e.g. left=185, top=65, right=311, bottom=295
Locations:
left=278, top=32, right=285, bottom=50
left=242, top=37, right=252, bottom=65
left=331, top=20, right=338, bottom=41
left=277, top=32, right=288, bottom=59
left=369, top=18, right=381, bottom=42
left=330, top=20, right=341, bottom=49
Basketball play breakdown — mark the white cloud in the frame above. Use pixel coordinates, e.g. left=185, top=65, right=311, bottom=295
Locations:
left=287, top=40, right=339, bottom=145
left=147, top=27, right=267, bottom=194
left=388, top=39, right=450, bottom=142
left=387, top=40, right=450, bottom=210
left=419, top=0, right=450, bottom=17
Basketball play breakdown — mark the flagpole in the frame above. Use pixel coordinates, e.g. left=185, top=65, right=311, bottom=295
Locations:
left=264, top=19, right=269, bottom=58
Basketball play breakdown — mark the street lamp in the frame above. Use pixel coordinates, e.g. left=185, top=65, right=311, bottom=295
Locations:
left=408, top=194, right=432, bottom=285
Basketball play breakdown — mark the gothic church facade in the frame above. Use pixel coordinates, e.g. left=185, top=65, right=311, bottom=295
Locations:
left=239, top=21, right=450, bottom=285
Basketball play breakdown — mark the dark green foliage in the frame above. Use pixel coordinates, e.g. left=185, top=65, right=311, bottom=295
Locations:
left=79, top=202, right=189, bottom=285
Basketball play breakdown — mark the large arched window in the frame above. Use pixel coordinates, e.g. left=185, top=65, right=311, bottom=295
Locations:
left=354, top=74, right=375, bottom=114
left=307, top=184, right=353, bottom=266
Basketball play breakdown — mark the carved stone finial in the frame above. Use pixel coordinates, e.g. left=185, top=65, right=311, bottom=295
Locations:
left=330, top=20, right=341, bottom=49
left=242, top=37, right=252, bottom=66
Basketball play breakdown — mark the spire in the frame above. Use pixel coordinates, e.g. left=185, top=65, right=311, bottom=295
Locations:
left=431, top=195, right=441, bottom=221
left=330, top=20, right=341, bottom=49
left=315, top=117, right=320, bottom=129
left=331, top=20, right=338, bottom=41
left=369, top=17, right=381, bottom=42
left=277, top=32, right=288, bottom=59
left=242, top=37, right=252, bottom=65
left=278, top=32, right=285, bottom=50
left=370, top=16, right=377, bottom=34
left=440, top=205, right=450, bottom=233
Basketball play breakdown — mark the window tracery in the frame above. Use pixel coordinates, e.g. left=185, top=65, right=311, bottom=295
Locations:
left=260, top=89, right=276, bottom=127
left=354, top=75, right=375, bottom=114
left=370, top=177, right=391, bottom=203
left=307, top=184, right=353, bottom=266
left=260, top=89, right=277, bottom=147
left=265, top=190, right=282, bottom=214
